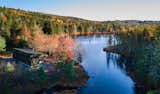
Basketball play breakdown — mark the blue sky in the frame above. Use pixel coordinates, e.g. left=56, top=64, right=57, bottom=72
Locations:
left=0, top=0, right=160, bottom=21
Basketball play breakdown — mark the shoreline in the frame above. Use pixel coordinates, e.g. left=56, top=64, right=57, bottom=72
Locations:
left=103, top=46, right=159, bottom=94
left=72, top=31, right=114, bottom=36
left=0, top=57, right=89, bottom=94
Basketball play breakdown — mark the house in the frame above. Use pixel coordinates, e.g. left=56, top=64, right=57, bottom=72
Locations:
left=13, top=48, right=47, bottom=65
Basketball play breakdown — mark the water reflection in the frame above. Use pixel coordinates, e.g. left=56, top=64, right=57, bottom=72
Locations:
left=77, top=35, right=135, bottom=94
left=106, top=53, right=125, bottom=71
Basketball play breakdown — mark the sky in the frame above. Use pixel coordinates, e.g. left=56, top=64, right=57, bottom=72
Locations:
left=0, top=0, right=160, bottom=21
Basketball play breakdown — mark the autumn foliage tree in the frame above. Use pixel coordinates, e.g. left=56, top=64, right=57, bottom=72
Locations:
left=31, top=31, right=80, bottom=61
left=31, top=31, right=58, bottom=54
left=55, top=35, right=75, bottom=60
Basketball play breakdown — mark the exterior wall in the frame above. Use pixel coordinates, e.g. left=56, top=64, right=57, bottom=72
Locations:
left=12, top=48, right=43, bottom=65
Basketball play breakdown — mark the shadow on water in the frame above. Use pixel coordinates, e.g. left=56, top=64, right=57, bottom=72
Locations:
left=106, top=53, right=125, bottom=71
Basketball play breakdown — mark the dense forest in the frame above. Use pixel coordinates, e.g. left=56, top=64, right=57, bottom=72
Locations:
left=1, top=7, right=160, bottom=51
left=104, top=24, right=160, bottom=94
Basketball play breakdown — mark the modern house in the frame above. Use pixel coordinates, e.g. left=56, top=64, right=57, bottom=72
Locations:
left=13, top=48, right=47, bottom=65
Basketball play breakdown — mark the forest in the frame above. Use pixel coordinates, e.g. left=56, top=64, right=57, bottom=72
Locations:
left=1, top=7, right=160, bottom=94
left=104, top=24, right=160, bottom=94
left=1, top=7, right=160, bottom=51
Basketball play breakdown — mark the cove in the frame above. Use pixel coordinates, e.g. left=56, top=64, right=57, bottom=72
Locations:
left=77, top=35, right=135, bottom=94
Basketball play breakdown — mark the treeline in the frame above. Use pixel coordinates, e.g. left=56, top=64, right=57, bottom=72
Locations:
left=0, top=7, right=109, bottom=49
left=110, top=24, right=160, bottom=93
left=1, top=7, right=160, bottom=50
left=0, top=7, right=110, bottom=36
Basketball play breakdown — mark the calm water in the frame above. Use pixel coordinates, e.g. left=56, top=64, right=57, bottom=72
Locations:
left=77, top=35, right=135, bottom=94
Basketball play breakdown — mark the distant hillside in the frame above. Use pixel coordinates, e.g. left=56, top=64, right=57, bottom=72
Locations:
left=1, top=7, right=159, bottom=36
left=0, top=7, right=105, bottom=35
left=0, top=7, right=160, bottom=49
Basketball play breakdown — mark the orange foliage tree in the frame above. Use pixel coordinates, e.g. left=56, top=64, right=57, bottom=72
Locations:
left=1, top=14, right=7, bottom=23
left=31, top=31, right=80, bottom=61
left=55, top=35, right=75, bottom=60
left=23, top=25, right=32, bottom=41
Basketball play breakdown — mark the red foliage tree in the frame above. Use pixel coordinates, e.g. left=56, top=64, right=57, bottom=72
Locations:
left=31, top=32, right=79, bottom=62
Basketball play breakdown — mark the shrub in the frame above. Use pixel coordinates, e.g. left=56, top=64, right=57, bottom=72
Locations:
left=6, top=62, right=15, bottom=72
left=0, top=36, right=6, bottom=52
left=56, top=60, right=75, bottom=80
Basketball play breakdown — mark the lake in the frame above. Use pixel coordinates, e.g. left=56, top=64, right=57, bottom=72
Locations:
left=77, top=35, right=135, bottom=94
